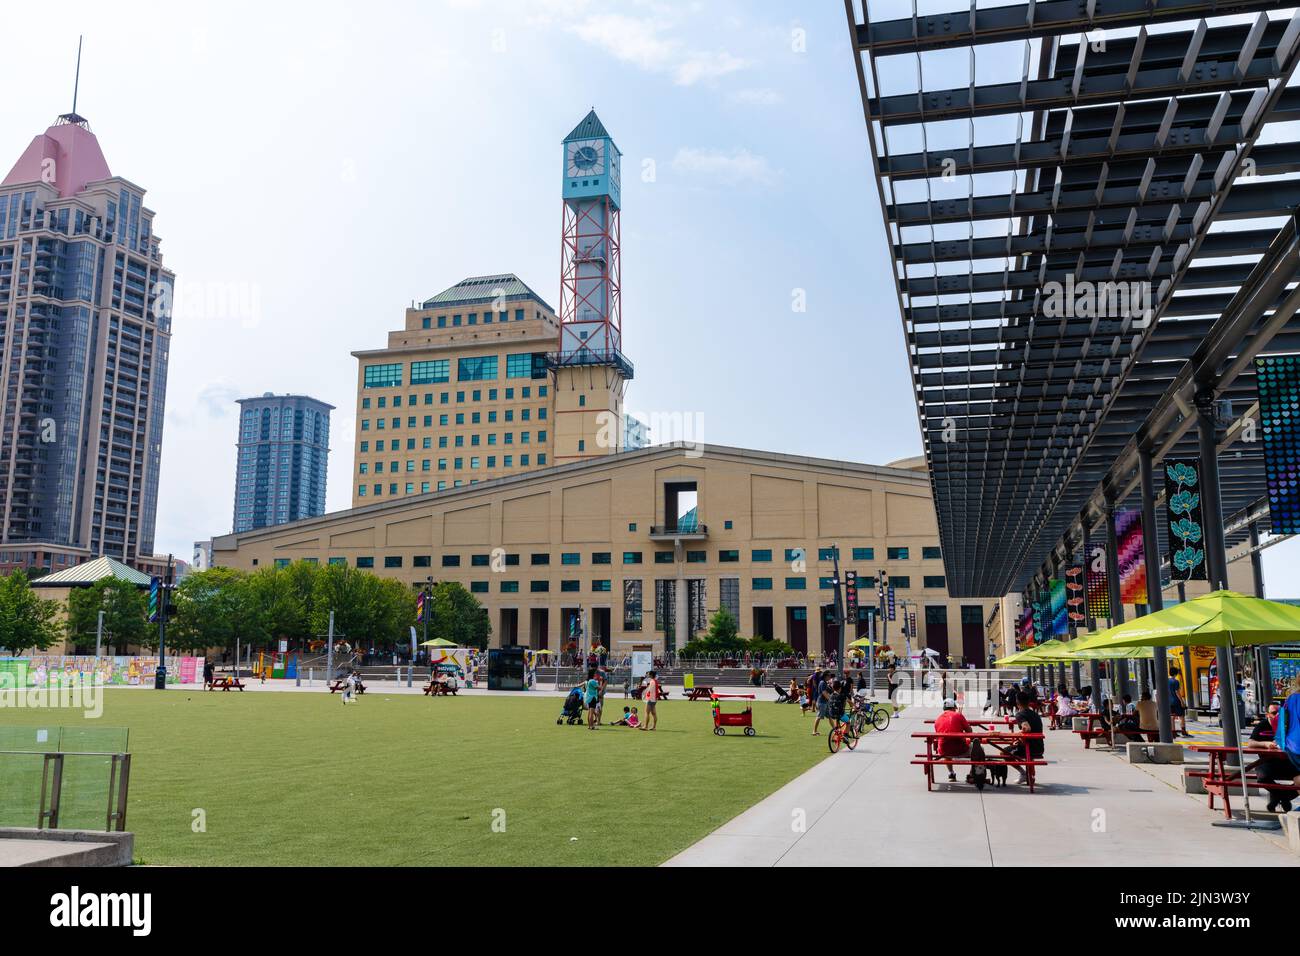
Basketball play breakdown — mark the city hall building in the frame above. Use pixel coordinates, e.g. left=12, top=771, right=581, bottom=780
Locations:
left=211, top=443, right=995, bottom=664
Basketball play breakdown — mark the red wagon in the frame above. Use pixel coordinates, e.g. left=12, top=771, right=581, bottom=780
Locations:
left=710, top=692, right=756, bottom=736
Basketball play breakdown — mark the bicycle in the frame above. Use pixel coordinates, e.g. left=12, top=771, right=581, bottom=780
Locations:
left=827, top=714, right=859, bottom=753
left=850, top=694, right=892, bottom=736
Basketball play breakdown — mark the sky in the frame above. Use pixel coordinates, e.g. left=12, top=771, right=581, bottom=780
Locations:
left=4, top=0, right=1298, bottom=595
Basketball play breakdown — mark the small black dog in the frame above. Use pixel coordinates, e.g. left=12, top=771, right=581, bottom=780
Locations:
left=988, top=758, right=1009, bottom=788
left=966, top=740, right=989, bottom=790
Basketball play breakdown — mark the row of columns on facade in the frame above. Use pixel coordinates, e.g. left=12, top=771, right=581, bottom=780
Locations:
left=1023, top=391, right=1269, bottom=746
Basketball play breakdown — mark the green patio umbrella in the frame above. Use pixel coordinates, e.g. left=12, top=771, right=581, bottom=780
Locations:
left=1049, top=632, right=1154, bottom=661
left=993, top=646, right=1043, bottom=667
left=1076, top=590, right=1300, bottom=831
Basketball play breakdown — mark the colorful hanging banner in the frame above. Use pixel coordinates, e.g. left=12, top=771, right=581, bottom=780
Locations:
left=1065, top=564, right=1086, bottom=622
left=1164, top=458, right=1207, bottom=581
left=1115, top=509, right=1149, bottom=605
left=1049, top=578, right=1068, bottom=637
left=1256, top=355, right=1300, bottom=534
left=1085, top=544, right=1110, bottom=619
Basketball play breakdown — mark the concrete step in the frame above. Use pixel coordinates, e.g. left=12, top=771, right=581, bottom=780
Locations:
left=0, top=828, right=133, bottom=867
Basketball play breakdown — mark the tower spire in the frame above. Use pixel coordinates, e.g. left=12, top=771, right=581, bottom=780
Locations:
left=59, top=36, right=89, bottom=128
left=72, top=35, right=83, bottom=115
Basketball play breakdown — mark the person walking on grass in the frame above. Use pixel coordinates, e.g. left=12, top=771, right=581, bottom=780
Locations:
left=640, top=670, right=661, bottom=731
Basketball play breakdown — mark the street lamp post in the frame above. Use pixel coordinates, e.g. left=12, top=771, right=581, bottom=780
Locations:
left=417, top=577, right=433, bottom=688
left=153, top=554, right=173, bottom=690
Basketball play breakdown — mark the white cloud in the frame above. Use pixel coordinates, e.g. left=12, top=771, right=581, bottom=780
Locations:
left=671, top=146, right=777, bottom=186
left=568, top=12, right=747, bottom=86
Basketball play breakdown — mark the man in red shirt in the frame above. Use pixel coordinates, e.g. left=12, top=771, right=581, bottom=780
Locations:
left=934, top=698, right=973, bottom=782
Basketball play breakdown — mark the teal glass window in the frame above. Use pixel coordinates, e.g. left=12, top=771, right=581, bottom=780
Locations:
left=411, top=360, right=449, bottom=385
left=458, top=356, right=497, bottom=381
left=752, top=577, right=773, bottom=591
left=364, top=363, right=402, bottom=388
left=852, top=547, right=874, bottom=561
left=785, top=577, right=807, bottom=590
left=888, top=547, right=909, bottom=560
left=751, top=549, right=772, bottom=562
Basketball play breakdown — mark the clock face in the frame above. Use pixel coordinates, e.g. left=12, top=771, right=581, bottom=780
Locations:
left=567, top=139, right=605, bottom=176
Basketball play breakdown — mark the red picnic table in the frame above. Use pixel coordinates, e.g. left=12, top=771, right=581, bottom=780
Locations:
left=925, top=716, right=1016, bottom=729
left=911, top=730, right=1047, bottom=792
left=1186, top=743, right=1296, bottom=819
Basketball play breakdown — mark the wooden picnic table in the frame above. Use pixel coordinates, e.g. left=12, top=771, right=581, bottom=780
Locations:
left=423, top=680, right=459, bottom=696
left=911, top=731, right=1048, bottom=793
left=329, top=678, right=366, bottom=695
left=207, top=676, right=245, bottom=692
left=1186, top=743, right=1295, bottom=819
left=684, top=685, right=714, bottom=701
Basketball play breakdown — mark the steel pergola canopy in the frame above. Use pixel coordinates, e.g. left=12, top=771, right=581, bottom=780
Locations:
left=845, top=0, right=1300, bottom=597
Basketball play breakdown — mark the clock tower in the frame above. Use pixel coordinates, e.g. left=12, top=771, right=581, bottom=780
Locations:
left=551, top=109, right=633, bottom=462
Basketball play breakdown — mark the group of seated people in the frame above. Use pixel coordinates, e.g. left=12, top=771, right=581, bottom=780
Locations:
left=935, top=692, right=1045, bottom=786
left=1229, top=697, right=1300, bottom=813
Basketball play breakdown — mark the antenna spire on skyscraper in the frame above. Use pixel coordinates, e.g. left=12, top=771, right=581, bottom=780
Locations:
left=58, top=35, right=89, bottom=128
left=73, top=35, right=83, bottom=115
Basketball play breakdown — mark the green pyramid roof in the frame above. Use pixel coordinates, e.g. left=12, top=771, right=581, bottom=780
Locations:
left=31, top=556, right=151, bottom=588
left=563, top=109, right=610, bottom=143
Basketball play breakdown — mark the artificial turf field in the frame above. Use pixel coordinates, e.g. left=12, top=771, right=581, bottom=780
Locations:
left=2, top=688, right=839, bottom=866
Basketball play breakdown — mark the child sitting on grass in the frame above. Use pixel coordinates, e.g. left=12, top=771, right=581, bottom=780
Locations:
left=608, top=706, right=640, bottom=728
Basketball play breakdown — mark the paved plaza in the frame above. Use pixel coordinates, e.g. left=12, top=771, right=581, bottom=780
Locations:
left=667, top=703, right=1300, bottom=867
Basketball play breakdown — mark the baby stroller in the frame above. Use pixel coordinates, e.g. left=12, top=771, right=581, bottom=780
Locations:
left=557, top=687, right=585, bottom=725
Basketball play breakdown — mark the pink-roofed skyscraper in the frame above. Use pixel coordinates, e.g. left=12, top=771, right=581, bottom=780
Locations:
left=0, top=106, right=174, bottom=570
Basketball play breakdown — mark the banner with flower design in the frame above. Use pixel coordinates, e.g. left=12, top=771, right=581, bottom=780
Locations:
left=1164, top=458, right=1206, bottom=581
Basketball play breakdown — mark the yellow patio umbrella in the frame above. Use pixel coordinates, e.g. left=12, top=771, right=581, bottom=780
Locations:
left=1077, top=590, right=1300, bottom=831
left=420, top=638, right=457, bottom=647
left=846, top=637, right=878, bottom=648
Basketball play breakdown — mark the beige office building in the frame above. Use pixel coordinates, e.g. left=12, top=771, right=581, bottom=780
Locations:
left=212, top=443, right=996, bottom=663
left=350, top=274, right=628, bottom=509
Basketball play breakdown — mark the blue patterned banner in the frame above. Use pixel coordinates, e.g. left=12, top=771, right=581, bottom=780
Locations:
left=1164, top=459, right=1206, bottom=582
left=1257, top=355, right=1300, bottom=534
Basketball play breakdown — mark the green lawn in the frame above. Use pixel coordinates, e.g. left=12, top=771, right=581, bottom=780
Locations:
left=2, top=688, right=833, bottom=865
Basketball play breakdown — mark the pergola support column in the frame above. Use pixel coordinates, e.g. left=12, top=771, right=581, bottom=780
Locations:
left=1195, top=390, right=1240, bottom=749
left=1140, top=445, right=1174, bottom=743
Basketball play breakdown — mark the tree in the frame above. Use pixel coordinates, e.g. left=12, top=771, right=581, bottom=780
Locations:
left=425, top=581, right=490, bottom=650
left=170, top=567, right=255, bottom=653
left=706, top=606, right=743, bottom=650
left=0, top=570, right=62, bottom=653
left=242, top=566, right=309, bottom=648
left=309, top=564, right=416, bottom=650
left=65, top=578, right=149, bottom=650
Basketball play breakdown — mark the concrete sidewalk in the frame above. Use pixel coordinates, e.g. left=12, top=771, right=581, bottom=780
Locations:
left=665, top=704, right=1300, bottom=866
